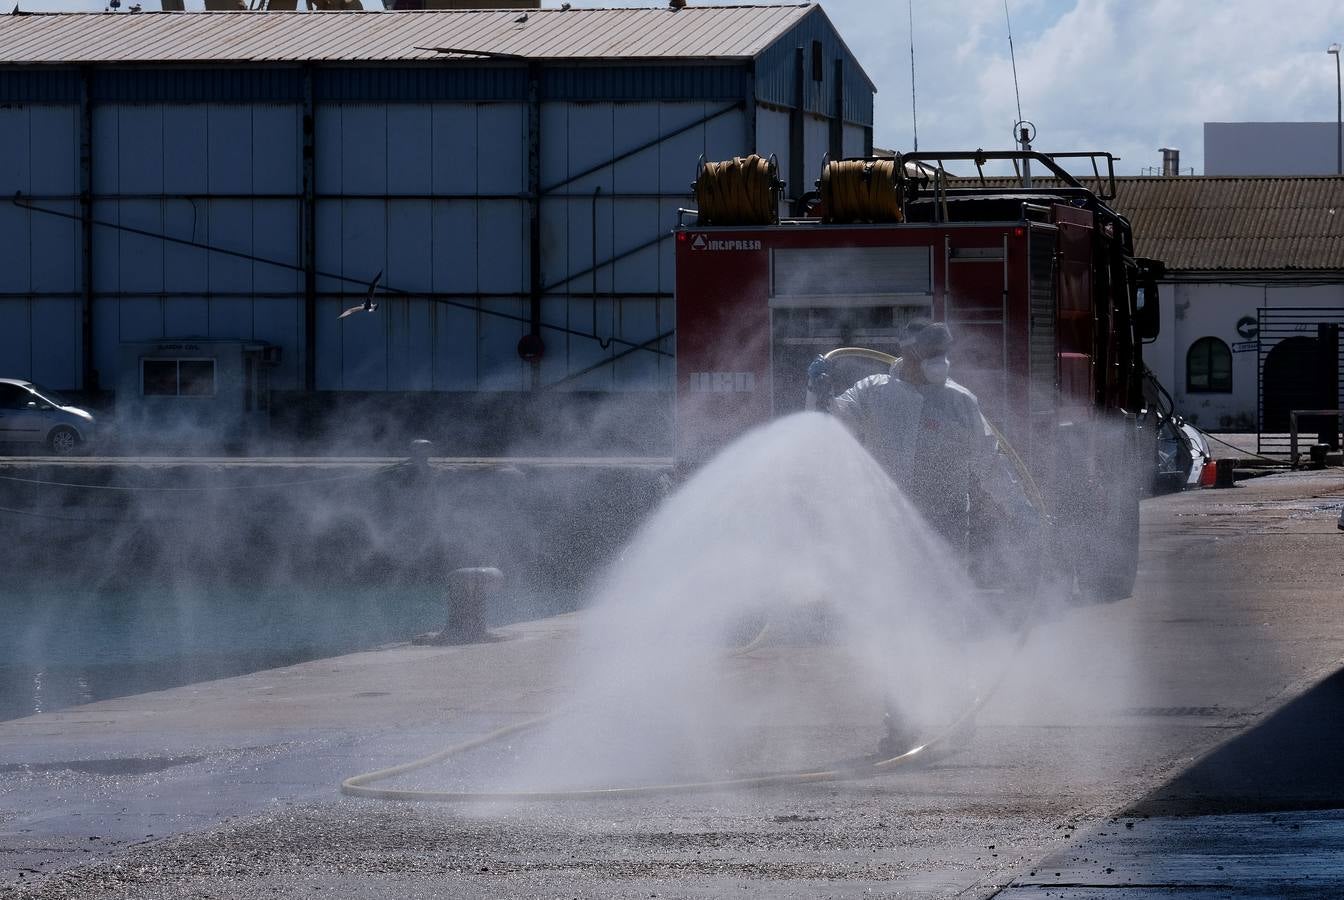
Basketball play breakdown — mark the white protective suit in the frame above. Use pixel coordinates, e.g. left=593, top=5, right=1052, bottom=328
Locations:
left=828, top=369, right=1036, bottom=557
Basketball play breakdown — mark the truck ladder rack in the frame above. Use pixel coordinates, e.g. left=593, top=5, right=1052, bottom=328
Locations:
left=898, top=150, right=1118, bottom=201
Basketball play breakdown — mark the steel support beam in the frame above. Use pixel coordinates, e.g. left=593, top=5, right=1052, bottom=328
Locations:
left=78, top=67, right=95, bottom=393
left=14, top=196, right=671, bottom=356
left=543, top=329, right=675, bottom=391
left=527, top=62, right=543, bottom=388
left=830, top=58, right=844, bottom=161
left=541, top=232, right=670, bottom=294
left=745, top=60, right=757, bottom=155
left=301, top=66, right=317, bottom=392
left=542, top=102, right=741, bottom=195
left=789, top=46, right=805, bottom=214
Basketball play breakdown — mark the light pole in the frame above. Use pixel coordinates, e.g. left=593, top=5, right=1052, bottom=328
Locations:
left=1330, top=43, right=1341, bottom=175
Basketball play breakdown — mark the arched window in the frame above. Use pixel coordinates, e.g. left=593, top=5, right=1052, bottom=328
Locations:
left=1187, top=337, right=1232, bottom=393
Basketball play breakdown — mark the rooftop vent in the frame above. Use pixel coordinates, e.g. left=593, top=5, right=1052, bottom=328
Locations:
left=1159, top=147, right=1180, bottom=177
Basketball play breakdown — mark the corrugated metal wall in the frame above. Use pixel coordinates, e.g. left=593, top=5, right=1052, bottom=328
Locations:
left=752, top=6, right=875, bottom=128
left=755, top=107, right=868, bottom=211
left=0, top=44, right=871, bottom=398
left=313, top=101, right=530, bottom=392
left=0, top=104, right=82, bottom=388
left=87, top=102, right=304, bottom=388
left=537, top=100, right=746, bottom=392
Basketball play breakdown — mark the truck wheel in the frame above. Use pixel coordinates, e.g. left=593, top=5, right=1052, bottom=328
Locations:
left=47, top=426, right=80, bottom=456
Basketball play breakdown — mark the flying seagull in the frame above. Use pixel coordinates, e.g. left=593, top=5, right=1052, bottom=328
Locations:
left=338, top=269, right=382, bottom=320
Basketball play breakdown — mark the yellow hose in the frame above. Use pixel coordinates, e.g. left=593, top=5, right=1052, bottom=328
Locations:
left=694, top=155, right=778, bottom=226
left=340, top=708, right=938, bottom=803
left=820, top=159, right=904, bottom=224
left=820, top=346, right=901, bottom=370
left=339, top=661, right=998, bottom=803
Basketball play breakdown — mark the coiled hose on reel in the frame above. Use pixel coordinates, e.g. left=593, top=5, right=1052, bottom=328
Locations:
left=819, top=158, right=905, bottom=223
left=694, top=154, right=780, bottom=226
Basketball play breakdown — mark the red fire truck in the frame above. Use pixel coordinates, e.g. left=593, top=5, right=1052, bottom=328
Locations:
left=674, top=150, right=1165, bottom=600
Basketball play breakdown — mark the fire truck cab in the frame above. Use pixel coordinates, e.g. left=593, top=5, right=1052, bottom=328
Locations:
left=674, top=150, right=1165, bottom=601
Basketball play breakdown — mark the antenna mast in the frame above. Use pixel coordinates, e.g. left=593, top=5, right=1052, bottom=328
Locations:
left=1004, top=0, right=1024, bottom=127
left=908, top=0, right=919, bottom=152
left=1003, top=0, right=1034, bottom=187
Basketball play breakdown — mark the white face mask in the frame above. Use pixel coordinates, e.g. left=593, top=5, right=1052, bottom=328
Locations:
left=920, top=356, right=950, bottom=385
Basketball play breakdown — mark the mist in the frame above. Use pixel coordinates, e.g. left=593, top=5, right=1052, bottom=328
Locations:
left=377, top=411, right=1015, bottom=796
left=1, top=392, right=666, bottom=721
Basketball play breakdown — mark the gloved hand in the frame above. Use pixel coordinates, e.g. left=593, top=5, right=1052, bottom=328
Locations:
left=806, top=354, right=834, bottom=397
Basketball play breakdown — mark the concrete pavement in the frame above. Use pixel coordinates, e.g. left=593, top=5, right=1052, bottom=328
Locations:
left=2, top=469, right=1343, bottom=898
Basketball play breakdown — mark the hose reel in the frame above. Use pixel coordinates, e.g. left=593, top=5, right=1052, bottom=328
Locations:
left=819, top=158, right=905, bottom=224
left=693, top=154, right=781, bottom=226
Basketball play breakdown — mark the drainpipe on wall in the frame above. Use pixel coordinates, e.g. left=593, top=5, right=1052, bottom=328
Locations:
left=79, top=67, right=96, bottom=393
left=524, top=62, right=544, bottom=389
left=789, top=46, right=804, bottom=215
left=829, top=57, right=844, bottom=161
left=302, top=65, right=317, bottom=393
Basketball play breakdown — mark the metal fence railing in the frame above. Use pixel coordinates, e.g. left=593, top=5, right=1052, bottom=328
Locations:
left=1290, top=409, right=1344, bottom=466
left=1257, top=309, right=1344, bottom=459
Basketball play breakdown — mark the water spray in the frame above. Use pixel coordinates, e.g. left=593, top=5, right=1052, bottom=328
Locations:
left=341, top=380, right=1051, bottom=804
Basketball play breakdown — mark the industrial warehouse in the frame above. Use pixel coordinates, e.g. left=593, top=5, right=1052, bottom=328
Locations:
left=0, top=2, right=874, bottom=450
left=3, top=3, right=1344, bottom=898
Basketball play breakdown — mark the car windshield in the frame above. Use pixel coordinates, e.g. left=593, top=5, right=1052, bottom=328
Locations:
left=27, top=384, right=73, bottom=408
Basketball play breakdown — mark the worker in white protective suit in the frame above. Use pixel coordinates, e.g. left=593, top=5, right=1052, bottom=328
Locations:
left=807, top=322, right=1040, bottom=758
left=807, top=322, right=1039, bottom=561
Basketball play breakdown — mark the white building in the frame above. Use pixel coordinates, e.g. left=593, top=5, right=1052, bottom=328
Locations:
left=0, top=5, right=875, bottom=450
left=976, top=170, right=1343, bottom=454
left=1205, top=122, right=1341, bottom=176
left=1124, top=176, right=1344, bottom=453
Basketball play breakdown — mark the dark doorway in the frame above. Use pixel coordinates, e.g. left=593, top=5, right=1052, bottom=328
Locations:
left=1261, top=326, right=1340, bottom=445
left=1258, top=310, right=1344, bottom=458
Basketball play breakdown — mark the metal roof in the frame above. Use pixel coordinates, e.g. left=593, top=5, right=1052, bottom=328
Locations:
left=963, top=175, right=1344, bottom=273
left=0, top=4, right=815, bottom=65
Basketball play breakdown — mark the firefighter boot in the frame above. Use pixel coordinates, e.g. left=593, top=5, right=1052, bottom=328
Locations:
left=877, top=708, right=917, bottom=760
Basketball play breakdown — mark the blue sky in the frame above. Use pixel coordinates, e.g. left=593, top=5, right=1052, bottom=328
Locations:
left=795, top=0, right=1344, bottom=175
left=9, top=0, right=1344, bottom=175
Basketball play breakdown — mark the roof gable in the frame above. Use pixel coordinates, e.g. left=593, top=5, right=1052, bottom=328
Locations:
left=0, top=4, right=816, bottom=65
left=959, top=175, right=1344, bottom=273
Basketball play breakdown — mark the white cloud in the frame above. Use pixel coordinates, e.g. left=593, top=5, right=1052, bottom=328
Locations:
left=819, top=0, right=1344, bottom=174
left=18, top=0, right=1344, bottom=173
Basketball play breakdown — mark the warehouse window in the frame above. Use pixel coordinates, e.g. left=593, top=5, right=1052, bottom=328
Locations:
left=142, top=359, right=217, bottom=397
left=1186, top=337, right=1232, bottom=393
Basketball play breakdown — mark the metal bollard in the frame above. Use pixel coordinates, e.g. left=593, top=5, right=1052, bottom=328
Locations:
left=408, top=438, right=434, bottom=473
left=414, top=567, right=504, bottom=645
left=1213, top=458, right=1236, bottom=488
